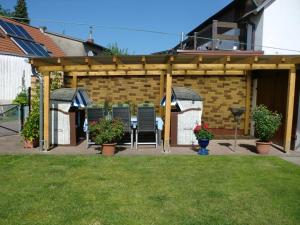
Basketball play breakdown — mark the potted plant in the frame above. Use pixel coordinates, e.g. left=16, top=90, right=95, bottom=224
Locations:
left=21, top=110, right=39, bottom=148
left=193, top=123, right=214, bottom=155
left=89, top=118, right=125, bottom=156
left=252, top=105, right=282, bottom=154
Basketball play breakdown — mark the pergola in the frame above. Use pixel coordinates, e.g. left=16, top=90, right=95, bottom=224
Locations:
left=31, top=54, right=300, bottom=152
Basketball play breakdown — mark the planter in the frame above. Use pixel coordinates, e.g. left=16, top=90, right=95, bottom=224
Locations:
left=256, top=141, right=272, bottom=154
left=24, top=139, right=39, bottom=148
left=102, top=143, right=116, bottom=156
left=198, top=139, right=209, bottom=155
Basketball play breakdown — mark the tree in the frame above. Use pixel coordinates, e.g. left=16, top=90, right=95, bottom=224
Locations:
left=14, top=0, right=30, bottom=24
left=104, top=43, right=129, bottom=56
left=0, top=4, right=13, bottom=17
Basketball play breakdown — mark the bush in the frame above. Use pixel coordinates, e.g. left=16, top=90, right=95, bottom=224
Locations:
left=13, top=89, right=28, bottom=105
left=89, top=119, right=125, bottom=145
left=252, top=105, right=282, bottom=142
left=21, top=109, right=39, bottom=141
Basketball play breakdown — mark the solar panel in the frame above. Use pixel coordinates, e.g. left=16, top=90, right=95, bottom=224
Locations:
left=12, top=37, right=50, bottom=57
left=0, top=19, right=33, bottom=40
left=0, top=19, right=50, bottom=57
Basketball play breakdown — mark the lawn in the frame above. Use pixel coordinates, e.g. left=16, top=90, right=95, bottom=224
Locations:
left=0, top=155, right=299, bottom=225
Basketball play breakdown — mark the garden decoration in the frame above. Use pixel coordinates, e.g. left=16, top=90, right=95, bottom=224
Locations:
left=252, top=105, right=282, bottom=154
left=89, top=118, right=125, bottom=156
left=193, top=123, right=214, bottom=155
left=230, top=106, right=245, bottom=151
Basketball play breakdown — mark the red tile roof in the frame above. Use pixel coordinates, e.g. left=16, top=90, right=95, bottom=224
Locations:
left=0, top=17, right=64, bottom=57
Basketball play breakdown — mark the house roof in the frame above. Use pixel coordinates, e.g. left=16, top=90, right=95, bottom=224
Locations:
left=44, top=30, right=107, bottom=50
left=51, top=88, right=91, bottom=106
left=0, top=17, right=65, bottom=57
left=172, top=86, right=203, bottom=101
left=51, top=88, right=78, bottom=102
left=188, top=0, right=273, bottom=35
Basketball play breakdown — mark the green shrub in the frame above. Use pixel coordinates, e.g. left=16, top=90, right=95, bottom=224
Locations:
left=21, top=109, right=39, bottom=141
left=252, top=105, right=282, bottom=142
left=89, top=118, right=124, bottom=145
left=13, top=89, right=28, bottom=105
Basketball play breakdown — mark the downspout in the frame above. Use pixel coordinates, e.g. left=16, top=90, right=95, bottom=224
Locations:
left=31, top=65, right=44, bottom=151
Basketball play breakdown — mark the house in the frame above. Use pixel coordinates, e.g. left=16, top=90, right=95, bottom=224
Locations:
left=0, top=17, right=107, bottom=104
left=0, top=17, right=65, bottom=104
left=173, top=0, right=300, bottom=55
left=41, top=28, right=107, bottom=56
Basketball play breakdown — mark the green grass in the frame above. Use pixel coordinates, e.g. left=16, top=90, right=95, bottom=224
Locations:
left=0, top=155, right=299, bottom=225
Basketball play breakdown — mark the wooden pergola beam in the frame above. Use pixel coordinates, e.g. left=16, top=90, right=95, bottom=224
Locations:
left=36, top=63, right=296, bottom=73
left=283, top=67, right=296, bottom=151
left=71, top=75, right=77, bottom=88
left=65, top=70, right=246, bottom=77
left=244, top=71, right=252, bottom=135
left=43, top=72, right=50, bottom=150
left=164, top=66, right=172, bottom=152
left=159, top=72, right=165, bottom=117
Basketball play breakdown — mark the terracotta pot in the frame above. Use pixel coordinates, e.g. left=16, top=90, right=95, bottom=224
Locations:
left=256, top=141, right=272, bottom=154
left=24, top=139, right=39, bottom=148
left=102, top=143, right=116, bottom=156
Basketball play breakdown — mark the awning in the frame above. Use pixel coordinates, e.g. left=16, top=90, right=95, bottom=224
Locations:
left=71, top=90, right=89, bottom=108
left=51, top=88, right=92, bottom=109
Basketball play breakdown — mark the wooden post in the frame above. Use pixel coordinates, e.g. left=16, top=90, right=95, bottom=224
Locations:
left=71, top=75, right=77, bottom=88
left=244, top=71, right=251, bottom=135
left=283, top=67, right=296, bottom=151
left=164, top=70, right=172, bottom=152
left=193, top=32, right=197, bottom=50
left=159, top=72, right=165, bottom=117
left=212, top=20, right=218, bottom=50
left=43, top=72, right=50, bottom=150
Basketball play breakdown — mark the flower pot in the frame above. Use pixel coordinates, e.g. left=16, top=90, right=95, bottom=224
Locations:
left=256, top=141, right=272, bottom=154
left=24, top=139, right=39, bottom=148
left=102, top=143, right=116, bottom=156
left=198, top=139, right=210, bottom=155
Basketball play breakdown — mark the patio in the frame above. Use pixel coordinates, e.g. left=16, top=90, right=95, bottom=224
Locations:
left=2, top=135, right=300, bottom=158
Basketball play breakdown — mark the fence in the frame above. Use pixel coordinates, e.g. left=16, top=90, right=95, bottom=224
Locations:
left=0, top=104, right=28, bottom=137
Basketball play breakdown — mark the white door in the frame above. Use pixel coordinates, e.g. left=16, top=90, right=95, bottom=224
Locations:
left=177, top=110, right=201, bottom=145
left=295, top=90, right=300, bottom=151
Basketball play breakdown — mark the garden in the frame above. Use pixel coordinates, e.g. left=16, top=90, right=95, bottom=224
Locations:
left=0, top=155, right=299, bottom=225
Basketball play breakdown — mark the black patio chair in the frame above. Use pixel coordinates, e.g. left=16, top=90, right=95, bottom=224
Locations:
left=86, top=107, right=105, bottom=148
left=136, top=104, right=158, bottom=149
left=112, top=104, right=133, bottom=148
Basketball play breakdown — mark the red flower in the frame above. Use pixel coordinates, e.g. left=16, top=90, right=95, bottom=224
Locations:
left=203, top=123, right=209, bottom=129
left=193, top=124, right=201, bottom=134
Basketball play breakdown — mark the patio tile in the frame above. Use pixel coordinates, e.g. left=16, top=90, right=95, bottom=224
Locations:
left=1, top=135, right=300, bottom=157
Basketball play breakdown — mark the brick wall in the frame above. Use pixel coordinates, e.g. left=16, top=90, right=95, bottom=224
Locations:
left=73, top=76, right=161, bottom=112
left=172, top=76, right=247, bottom=130
left=65, top=75, right=247, bottom=131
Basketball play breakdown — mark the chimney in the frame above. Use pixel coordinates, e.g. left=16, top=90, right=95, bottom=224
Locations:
left=87, top=26, right=94, bottom=43
left=39, top=26, right=47, bottom=33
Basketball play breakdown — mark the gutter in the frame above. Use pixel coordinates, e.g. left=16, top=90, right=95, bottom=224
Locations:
left=31, top=65, right=44, bottom=151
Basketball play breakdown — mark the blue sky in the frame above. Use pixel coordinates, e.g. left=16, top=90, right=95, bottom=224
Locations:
left=1, top=0, right=232, bottom=54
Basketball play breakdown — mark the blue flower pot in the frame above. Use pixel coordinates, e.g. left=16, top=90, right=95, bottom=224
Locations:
left=198, top=139, right=209, bottom=155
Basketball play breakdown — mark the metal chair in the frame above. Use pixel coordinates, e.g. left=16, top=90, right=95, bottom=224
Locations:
left=136, top=105, right=158, bottom=149
left=86, top=107, right=105, bottom=148
left=112, top=104, right=133, bottom=148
